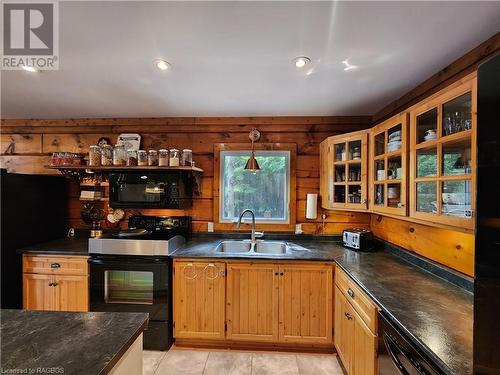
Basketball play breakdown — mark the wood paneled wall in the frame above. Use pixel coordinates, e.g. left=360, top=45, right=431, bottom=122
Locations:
left=0, top=116, right=372, bottom=234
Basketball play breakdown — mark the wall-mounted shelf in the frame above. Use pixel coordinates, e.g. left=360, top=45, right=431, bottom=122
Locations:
left=46, top=165, right=204, bottom=173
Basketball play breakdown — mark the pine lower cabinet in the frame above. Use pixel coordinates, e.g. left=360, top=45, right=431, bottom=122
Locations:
left=334, top=266, right=378, bottom=375
left=173, top=259, right=334, bottom=348
left=173, top=260, right=226, bottom=340
left=22, top=254, right=89, bottom=312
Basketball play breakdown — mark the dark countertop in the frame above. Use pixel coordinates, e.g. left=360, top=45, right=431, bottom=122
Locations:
left=173, top=236, right=473, bottom=375
left=18, top=237, right=89, bottom=255
left=0, top=309, right=148, bottom=375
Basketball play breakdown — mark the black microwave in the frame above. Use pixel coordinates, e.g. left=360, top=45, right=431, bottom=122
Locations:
left=109, top=171, right=193, bottom=209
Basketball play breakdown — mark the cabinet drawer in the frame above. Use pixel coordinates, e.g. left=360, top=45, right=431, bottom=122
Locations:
left=335, top=266, right=377, bottom=333
left=23, top=255, right=89, bottom=276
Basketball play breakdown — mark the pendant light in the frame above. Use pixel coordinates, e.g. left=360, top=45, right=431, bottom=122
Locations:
left=244, top=128, right=261, bottom=172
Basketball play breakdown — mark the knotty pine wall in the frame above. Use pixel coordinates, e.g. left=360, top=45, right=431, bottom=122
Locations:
left=0, top=116, right=372, bottom=234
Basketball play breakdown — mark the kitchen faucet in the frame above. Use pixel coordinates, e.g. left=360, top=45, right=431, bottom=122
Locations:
left=237, top=209, right=264, bottom=243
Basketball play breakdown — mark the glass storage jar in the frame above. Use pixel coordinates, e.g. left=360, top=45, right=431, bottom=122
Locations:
left=89, top=145, right=101, bottom=166
left=137, top=150, right=148, bottom=166
left=169, top=149, right=180, bottom=167
left=148, top=150, right=159, bottom=166
left=182, top=149, right=193, bottom=166
left=101, top=144, right=113, bottom=166
left=113, top=145, right=126, bottom=166
left=126, top=149, right=138, bottom=166
left=159, top=149, right=169, bottom=167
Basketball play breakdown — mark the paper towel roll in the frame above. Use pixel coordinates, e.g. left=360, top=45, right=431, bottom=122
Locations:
left=306, top=193, right=318, bottom=219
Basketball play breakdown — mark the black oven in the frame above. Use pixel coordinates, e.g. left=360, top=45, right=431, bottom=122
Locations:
left=89, top=255, right=172, bottom=350
left=109, top=171, right=192, bottom=209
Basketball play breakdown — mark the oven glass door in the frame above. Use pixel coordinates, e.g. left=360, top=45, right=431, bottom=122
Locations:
left=89, top=256, right=170, bottom=321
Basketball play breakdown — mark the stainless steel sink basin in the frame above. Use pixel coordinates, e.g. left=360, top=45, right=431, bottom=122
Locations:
left=214, top=240, right=252, bottom=253
left=254, top=241, right=289, bottom=254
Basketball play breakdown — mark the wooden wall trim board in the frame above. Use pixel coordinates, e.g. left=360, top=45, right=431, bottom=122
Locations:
left=0, top=116, right=371, bottom=234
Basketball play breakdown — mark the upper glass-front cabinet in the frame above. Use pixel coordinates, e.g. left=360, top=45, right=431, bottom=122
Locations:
left=320, top=130, right=368, bottom=211
left=409, top=75, right=476, bottom=229
left=370, top=113, right=409, bottom=216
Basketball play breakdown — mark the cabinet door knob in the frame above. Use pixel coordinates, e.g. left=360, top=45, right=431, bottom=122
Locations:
left=347, top=288, right=355, bottom=298
left=52, top=282, right=58, bottom=287
left=48, top=282, right=54, bottom=286
left=51, top=263, right=61, bottom=269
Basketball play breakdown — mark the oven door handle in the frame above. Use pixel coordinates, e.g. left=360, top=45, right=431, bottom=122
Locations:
left=88, top=257, right=167, bottom=265
left=383, top=333, right=412, bottom=375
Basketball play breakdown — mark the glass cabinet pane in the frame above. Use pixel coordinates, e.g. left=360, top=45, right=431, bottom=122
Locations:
left=349, top=140, right=362, bottom=161
left=375, top=133, right=385, bottom=156
left=334, top=143, right=346, bottom=162
left=374, top=184, right=384, bottom=205
left=334, top=185, right=346, bottom=203
left=442, top=180, right=472, bottom=217
left=387, top=124, right=402, bottom=152
left=387, top=156, right=402, bottom=180
left=442, top=93, right=472, bottom=137
left=335, top=165, right=346, bottom=182
left=442, top=139, right=472, bottom=175
left=348, top=185, right=362, bottom=204
left=375, top=160, right=385, bottom=181
left=348, top=163, right=361, bottom=182
left=416, top=182, right=437, bottom=213
left=387, top=183, right=401, bottom=208
left=417, top=148, right=437, bottom=177
left=417, top=108, right=438, bottom=143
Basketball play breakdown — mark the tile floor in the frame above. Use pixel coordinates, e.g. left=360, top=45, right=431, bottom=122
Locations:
left=144, top=348, right=343, bottom=375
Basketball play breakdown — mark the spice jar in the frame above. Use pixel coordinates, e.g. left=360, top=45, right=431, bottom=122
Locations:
left=137, top=150, right=148, bottom=166
left=89, top=145, right=101, bottom=166
left=169, top=149, right=180, bottom=167
left=126, top=149, right=138, bottom=166
left=101, top=144, right=113, bottom=166
left=182, top=149, right=193, bottom=166
left=159, top=149, right=169, bottom=167
left=148, top=150, right=159, bottom=166
left=113, top=145, right=126, bottom=166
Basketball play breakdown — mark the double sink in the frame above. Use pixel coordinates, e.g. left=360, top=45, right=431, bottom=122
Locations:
left=214, top=240, right=306, bottom=255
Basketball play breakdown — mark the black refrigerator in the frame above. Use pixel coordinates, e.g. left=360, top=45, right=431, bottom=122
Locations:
left=474, top=53, right=500, bottom=373
left=0, top=169, right=69, bottom=309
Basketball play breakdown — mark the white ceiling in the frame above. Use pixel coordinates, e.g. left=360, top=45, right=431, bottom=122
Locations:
left=2, top=1, right=500, bottom=119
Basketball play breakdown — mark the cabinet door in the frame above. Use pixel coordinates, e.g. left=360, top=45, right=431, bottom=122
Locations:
left=334, top=286, right=354, bottom=373
left=279, top=263, right=333, bottom=343
left=226, top=262, right=279, bottom=342
left=352, top=310, right=377, bottom=375
left=173, top=261, right=226, bottom=339
left=23, top=274, right=56, bottom=311
left=55, top=275, right=89, bottom=312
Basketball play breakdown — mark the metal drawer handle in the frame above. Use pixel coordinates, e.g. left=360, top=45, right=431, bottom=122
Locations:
left=51, top=263, right=61, bottom=269
left=344, top=312, right=353, bottom=320
left=204, top=263, right=220, bottom=280
left=183, top=263, right=198, bottom=280
left=347, top=288, right=355, bottom=298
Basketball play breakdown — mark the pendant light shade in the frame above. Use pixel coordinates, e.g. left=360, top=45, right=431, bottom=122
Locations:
left=244, top=128, right=261, bottom=172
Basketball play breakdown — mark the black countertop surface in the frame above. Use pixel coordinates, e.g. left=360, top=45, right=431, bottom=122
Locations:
left=0, top=309, right=148, bottom=375
left=18, top=237, right=89, bottom=255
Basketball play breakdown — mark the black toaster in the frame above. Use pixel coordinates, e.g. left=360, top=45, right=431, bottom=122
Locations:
left=342, top=228, right=374, bottom=251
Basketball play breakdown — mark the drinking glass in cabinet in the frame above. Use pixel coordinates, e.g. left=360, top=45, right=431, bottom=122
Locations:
left=375, top=160, right=385, bottom=181
left=334, top=143, right=346, bottom=162
left=387, top=156, right=401, bottom=180
left=335, top=165, right=346, bottom=182
left=442, top=93, right=472, bottom=137
left=334, top=185, right=346, bottom=203
left=442, top=139, right=472, bottom=175
left=417, top=148, right=437, bottom=177
left=348, top=164, right=361, bottom=182
left=442, top=180, right=472, bottom=217
left=416, top=182, right=437, bottom=213
left=387, top=183, right=401, bottom=208
left=387, top=124, right=402, bottom=152
left=375, top=184, right=384, bottom=206
left=417, top=108, right=438, bottom=143
left=375, top=133, right=385, bottom=156
left=348, top=185, right=362, bottom=204
left=349, top=140, right=362, bottom=160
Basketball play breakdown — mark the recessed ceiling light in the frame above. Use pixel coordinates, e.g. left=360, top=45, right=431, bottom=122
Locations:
left=154, top=59, right=171, bottom=71
left=22, top=66, right=39, bottom=73
left=293, top=56, right=311, bottom=69
left=342, top=59, right=359, bottom=72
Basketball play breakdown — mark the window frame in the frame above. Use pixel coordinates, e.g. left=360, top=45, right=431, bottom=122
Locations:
left=214, top=143, right=297, bottom=232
